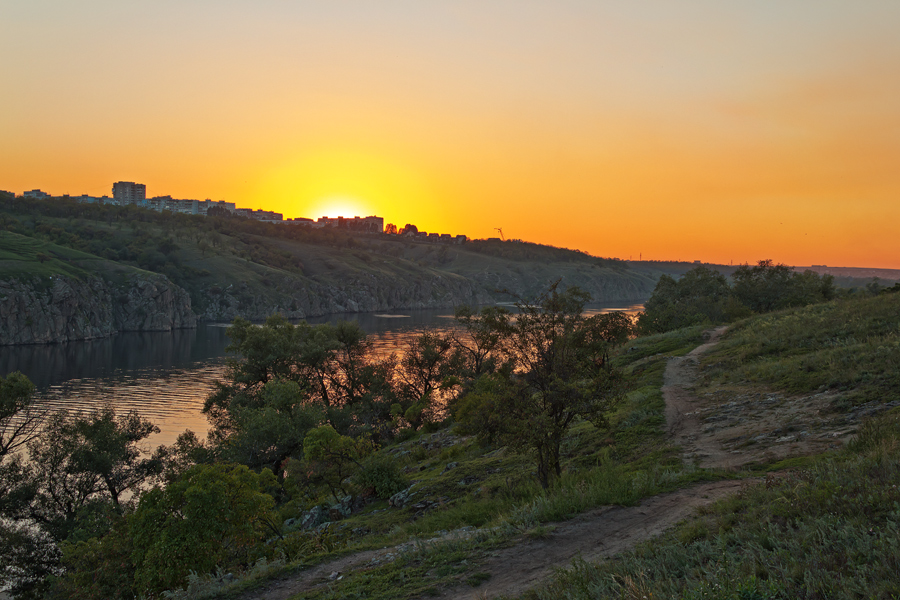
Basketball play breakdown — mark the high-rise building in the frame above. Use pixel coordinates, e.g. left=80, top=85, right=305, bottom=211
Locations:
left=112, top=181, right=146, bottom=206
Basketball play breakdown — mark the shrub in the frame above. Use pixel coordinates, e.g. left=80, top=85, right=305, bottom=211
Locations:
left=354, top=455, right=409, bottom=499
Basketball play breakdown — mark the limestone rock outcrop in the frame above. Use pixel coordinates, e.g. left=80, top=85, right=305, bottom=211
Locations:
left=0, top=273, right=196, bottom=345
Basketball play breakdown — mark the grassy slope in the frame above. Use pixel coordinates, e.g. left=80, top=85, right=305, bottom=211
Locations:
left=700, top=293, right=900, bottom=406
left=0, top=230, right=152, bottom=284
left=518, top=294, right=900, bottom=600
left=213, top=296, right=900, bottom=600
left=173, top=327, right=711, bottom=600
left=0, top=204, right=656, bottom=312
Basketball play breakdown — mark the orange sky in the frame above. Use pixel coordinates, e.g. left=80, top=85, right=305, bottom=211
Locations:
left=2, top=2, right=899, bottom=268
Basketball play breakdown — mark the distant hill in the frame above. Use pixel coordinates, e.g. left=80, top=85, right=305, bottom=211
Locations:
left=0, top=197, right=656, bottom=342
left=627, top=260, right=898, bottom=288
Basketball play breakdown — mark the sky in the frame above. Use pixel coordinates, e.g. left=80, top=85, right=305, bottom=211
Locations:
left=2, top=1, right=899, bottom=268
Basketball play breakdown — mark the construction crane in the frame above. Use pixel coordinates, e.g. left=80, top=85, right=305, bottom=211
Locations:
left=495, top=227, right=504, bottom=241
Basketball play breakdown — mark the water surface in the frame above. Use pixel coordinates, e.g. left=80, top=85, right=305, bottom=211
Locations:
left=0, top=303, right=642, bottom=447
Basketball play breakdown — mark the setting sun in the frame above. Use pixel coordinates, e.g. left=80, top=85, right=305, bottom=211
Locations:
left=253, top=147, right=441, bottom=227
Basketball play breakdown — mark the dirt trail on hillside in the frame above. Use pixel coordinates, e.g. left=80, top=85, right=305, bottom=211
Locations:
left=662, top=326, right=740, bottom=468
left=243, top=481, right=745, bottom=600
left=662, top=326, right=859, bottom=470
left=242, top=327, right=761, bottom=600
left=437, top=480, right=743, bottom=600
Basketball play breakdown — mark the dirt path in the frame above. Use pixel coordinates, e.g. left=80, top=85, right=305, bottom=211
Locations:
left=437, top=480, right=744, bottom=600
left=243, top=327, right=754, bottom=600
left=662, top=325, right=859, bottom=469
left=243, top=548, right=387, bottom=600
left=662, top=326, right=739, bottom=468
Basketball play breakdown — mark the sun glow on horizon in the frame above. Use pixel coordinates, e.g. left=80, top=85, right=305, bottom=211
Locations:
left=252, top=148, right=439, bottom=226
left=310, top=196, right=371, bottom=220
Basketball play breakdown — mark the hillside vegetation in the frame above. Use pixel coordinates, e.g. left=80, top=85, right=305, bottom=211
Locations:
left=525, top=293, right=900, bottom=600
left=0, top=197, right=655, bottom=327
left=3, top=287, right=898, bottom=598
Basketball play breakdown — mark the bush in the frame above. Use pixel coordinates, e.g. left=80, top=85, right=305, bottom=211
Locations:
left=354, top=455, right=409, bottom=499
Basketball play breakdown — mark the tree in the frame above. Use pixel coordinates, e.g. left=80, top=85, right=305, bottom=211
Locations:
left=26, top=408, right=161, bottom=540
left=455, top=284, right=630, bottom=488
left=637, top=266, right=747, bottom=334
left=129, top=464, right=277, bottom=595
left=2, top=403, right=160, bottom=597
left=301, top=425, right=374, bottom=499
left=384, top=223, right=398, bottom=235
left=0, top=372, right=42, bottom=518
left=732, top=259, right=835, bottom=313
left=0, top=372, right=41, bottom=462
left=66, top=408, right=162, bottom=509
left=212, top=379, right=322, bottom=473
left=202, top=315, right=396, bottom=471
left=394, top=332, right=459, bottom=429
left=452, top=305, right=511, bottom=379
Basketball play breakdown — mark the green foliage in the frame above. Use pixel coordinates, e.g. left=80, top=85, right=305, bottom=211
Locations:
left=701, top=293, right=900, bottom=404
left=204, top=314, right=402, bottom=471
left=638, top=261, right=836, bottom=334
left=26, top=408, right=161, bottom=541
left=50, top=515, right=135, bottom=600
left=1, top=398, right=160, bottom=598
left=733, top=259, right=836, bottom=313
left=353, top=454, right=409, bottom=499
left=276, top=523, right=347, bottom=562
left=129, top=463, right=277, bottom=595
left=638, top=265, right=750, bottom=334
left=394, top=332, right=460, bottom=429
left=302, top=425, right=375, bottom=499
left=0, top=372, right=41, bottom=520
left=455, top=284, right=631, bottom=488
left=202, top=314, right=466, bottom=478
left=0, top=521, right=61, bottom=599
left=526, top=410, right=900, bottom=600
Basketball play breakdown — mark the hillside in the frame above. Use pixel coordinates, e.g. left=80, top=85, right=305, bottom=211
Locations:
left=3, top=266, right=899, bottom=597
left=0, top=198, right=655, bottom=343
left=51, top=292, right=895, bottom=599
left=0, top=231, right=195, bottom=344
left=218, top=293, right=900, bottom=599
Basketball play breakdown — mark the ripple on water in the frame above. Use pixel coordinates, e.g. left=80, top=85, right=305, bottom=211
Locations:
left=33, top=360, right=229, bottom=448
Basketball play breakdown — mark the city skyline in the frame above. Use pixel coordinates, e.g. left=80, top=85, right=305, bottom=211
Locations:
left=3, top=2, right=900, bottom=268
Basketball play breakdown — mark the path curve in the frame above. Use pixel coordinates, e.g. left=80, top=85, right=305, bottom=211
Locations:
left=661, top=326, right=738, bottom=469
left=437, top=480, right=744, bottom=600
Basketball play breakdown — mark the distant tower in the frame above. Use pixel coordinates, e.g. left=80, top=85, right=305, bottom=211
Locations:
left=112, top=181, right=146, bottom=206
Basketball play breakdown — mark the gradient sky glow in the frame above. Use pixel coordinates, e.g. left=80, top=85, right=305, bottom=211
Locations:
left=2, top=1, right=899, bottom=268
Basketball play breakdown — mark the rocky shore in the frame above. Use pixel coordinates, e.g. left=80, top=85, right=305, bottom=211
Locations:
left=0, top=274, right=196, bottom=345
left=0, top=265, right=651, bottom=345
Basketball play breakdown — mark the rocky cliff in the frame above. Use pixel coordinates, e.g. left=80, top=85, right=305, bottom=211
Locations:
left=0, top=273, right=197, bottom=345
left=196, top=271, right=493, bottom=322
left=194, top=265, right=653, bottom=323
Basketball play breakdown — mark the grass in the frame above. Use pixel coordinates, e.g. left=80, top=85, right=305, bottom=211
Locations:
left=291, top=531, right=508, bottom=600
left=161, top=294, right=900, bottom=600
left=615, top=325, right=707, bottom=363
left=700, top=293, right=900, bottom=406
left=165, top=325, right=714, bottom=599
left=0, top=230, right=97, bottom=280
left=519, top=409, right=900, bottom=600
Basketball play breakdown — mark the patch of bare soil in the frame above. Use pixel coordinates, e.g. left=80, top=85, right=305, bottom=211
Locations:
left=663, top=326, right=857, bottom=469
left=436, top=480, right=744, bottom=600
left=240, top=548, right=388, bottom=600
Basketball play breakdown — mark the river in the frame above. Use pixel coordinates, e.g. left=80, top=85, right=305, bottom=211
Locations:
left=0, top=303, right=643, bottom=448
